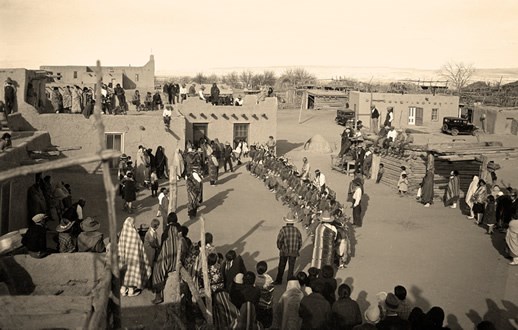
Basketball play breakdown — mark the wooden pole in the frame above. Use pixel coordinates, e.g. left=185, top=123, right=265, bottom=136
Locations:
left=298, top=91, right=305, bottom=124
left=93, top=61, right=121, bottom=328
left=168, top=151, right=178, bottom=213
left=180, top=267, right=211, bottom=323
left=199, top=216, right=213, bottom=325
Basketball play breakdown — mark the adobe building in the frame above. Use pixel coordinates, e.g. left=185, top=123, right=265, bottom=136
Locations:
left=0, top=68, right=277, bottom=233
left=40, top=55, right=155, bottom=94
left=179, top=96, right=277, bottom=147
left=348, top=91, right=460, bottom=130
left=471, top=105, right=518, bottom=135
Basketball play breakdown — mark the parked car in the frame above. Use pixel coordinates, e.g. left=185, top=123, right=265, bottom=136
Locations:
left=335, top=108, right=355, bottom=126
left=442, top=117, right=478, bottom=136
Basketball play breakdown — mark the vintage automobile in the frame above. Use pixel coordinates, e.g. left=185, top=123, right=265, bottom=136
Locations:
left=335, top=108, right=356, bottom=126
left=442, top=117, right=479, bottom=136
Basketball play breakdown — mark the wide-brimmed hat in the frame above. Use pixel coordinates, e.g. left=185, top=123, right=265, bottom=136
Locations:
left=234, top=273, right=244, bottom=284
left=321, top=210, right=332, bottom=222
left=32, top=213, right=47, bottom=223
left=284, top=211, right=296, bottom=223
left=384, top=293, right=400, bottom=311
left=225, top=141, right=230, bottom=145
left=81, top=217, right=100, bottom=232
left=56, top=218, right=75, bottom=232
left=120, top=153, right=128, bottom=159
left=364, top=306, right=381, bottom=323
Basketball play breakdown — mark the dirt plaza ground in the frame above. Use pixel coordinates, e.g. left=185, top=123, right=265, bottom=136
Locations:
left=50, top=108, right=518, bottom=329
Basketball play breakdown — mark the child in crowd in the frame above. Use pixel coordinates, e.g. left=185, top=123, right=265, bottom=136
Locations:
left=56, top=218, right=76, bottom=253
left=144, top=219, right=160, bottom=276
left=484, top=195, right=496, bottom=235
left=255, top=261, right=274, bottom=328
left=307, top=267, right=320, bottom=288
left=398, top=173, right=409, bottom=196
left=376, top=163, right=385, bottom=184
left=150, top=171, right=159, bottom=197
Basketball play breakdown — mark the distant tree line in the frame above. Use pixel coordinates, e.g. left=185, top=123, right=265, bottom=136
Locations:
left=157, top=68, right=318, bottom=90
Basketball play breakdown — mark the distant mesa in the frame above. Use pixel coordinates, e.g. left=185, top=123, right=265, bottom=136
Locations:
left=303, top=134, right=332, bottom=153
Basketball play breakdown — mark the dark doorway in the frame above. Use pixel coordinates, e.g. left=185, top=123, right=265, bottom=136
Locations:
left=192, top=123, right=208, bottom=147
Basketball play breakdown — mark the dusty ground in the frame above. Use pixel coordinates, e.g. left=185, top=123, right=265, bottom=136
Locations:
left=50, top=108, right=518, bottom=329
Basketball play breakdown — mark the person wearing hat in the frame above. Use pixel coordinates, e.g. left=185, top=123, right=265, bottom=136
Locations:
left=376, top=293, right=410, bottom=329
left=4, top=77, right=16, bottom=115
left=273, top=211, right=302, bottom=285
left=313, top=169, right=326, bottom=194
left=364, top=305, right=381, bottom=324
left=311, top=210, right=338, bottom=269
left=21, top=213, right=49, bottom=258
left=351, top=178, right=364, bottom=227
left=223, top=141, right=234, bottom=173
left=56, top=218, right=76, bottom=253
left=77, top=217, right=105, bottom=252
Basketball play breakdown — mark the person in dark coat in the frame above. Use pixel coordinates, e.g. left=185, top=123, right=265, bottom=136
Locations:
left=332, top=284, right=362, bottom=330
left=298, top=281, right=332, bottom=329
left=420, top=170, right=435, bottom=207
left=210, top=83, right=220, bottom=106
left=22, top=213, right=49, bottom=258
left=4, top=77, right=17, bottom=114
left=221, top=250, right=247, bottom=292
left=223, top=142, right=234, bottom=172
left=377, top=293, right=411, bottom=330
left=147, top=148, right=156, bottom=175
left=236, top=271, right=261, bottom=309
left=122, top=172, right=137, bottom=213
left=496, top=189, right=513, bottom=231
left=153, top=91, right=163, bottom=110
left=154, top=146, right=167, bottom=179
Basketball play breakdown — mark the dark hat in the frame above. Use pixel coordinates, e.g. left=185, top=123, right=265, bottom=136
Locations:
left=120, top=153, right=128, bottom=159
left=385, top=293, right=400, bottom=311
left=6, top=77, right=13, bottom=84
left=56, top=218, right=75, bottom=232
left=81, top=217, right=100, bottom=232
left=352, top=178, right=362, bottom=186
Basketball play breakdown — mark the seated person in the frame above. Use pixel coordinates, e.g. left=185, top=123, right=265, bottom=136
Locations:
left=234, top=95, right=244, bottom=106
left=152, top=91, right=163, bottom=110
left=198, top=87, right=206, bottom=101
left=145, top=92, right=153, bottom=109
left=22, top=213, right=49, bottom=258
left=77, top=217, right=106, bottom=252
left=0, top=133, right=12, bottom=152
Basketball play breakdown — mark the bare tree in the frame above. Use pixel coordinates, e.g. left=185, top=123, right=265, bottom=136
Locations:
left=279, top=68, right=316, bottom=88
left=222, top=71, right=241, bottom=89
left=193, top=72, right=207, bottom=85
left=240, top=70, right=254, bottom=89
left=262, top=70, right=277, bottom=87
left=440, top=62, right=475, bottom=95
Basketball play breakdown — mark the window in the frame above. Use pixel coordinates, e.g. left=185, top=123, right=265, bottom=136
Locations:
left=105, top=133, right=124, bottom=168
left=431, top=108, right=438, bottom=121
left=135, top=74, right=139, bottom=82
left=233, top=123, right=249, bottom=145
left=73, top=71, right=78, bottom=79
left=408, top=107, right=416, bottom=125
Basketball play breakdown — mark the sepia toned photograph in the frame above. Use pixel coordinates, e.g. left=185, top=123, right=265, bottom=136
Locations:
left=1, top=0, right=518, bottom=329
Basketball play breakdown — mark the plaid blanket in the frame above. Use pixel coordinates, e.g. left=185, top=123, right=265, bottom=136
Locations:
left=118, top=217, right=151, bottom=289
left=152, top=224, right=178, bottom=291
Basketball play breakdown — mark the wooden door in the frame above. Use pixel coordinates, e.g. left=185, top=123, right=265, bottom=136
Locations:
left=505, top=118, right=513, bottom=134
left=415, top=107, right=424, bottom=126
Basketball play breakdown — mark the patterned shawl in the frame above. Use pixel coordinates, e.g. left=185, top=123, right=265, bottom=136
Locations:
left=118, top=217, right=151, bottom=289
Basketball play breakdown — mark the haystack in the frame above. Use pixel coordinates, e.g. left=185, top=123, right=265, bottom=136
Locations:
left=303, top=134, right=332, bottom=153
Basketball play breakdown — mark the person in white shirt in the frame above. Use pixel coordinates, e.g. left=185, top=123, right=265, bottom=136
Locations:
left=157, top=188, right=169, bottom=230
left=234, top=95, right=244, bottom=106
left=180, top=84, right=187, bottom=103
left=163, top=105, right=172, bottom=129
left=386, top=127, right=398, bottom=141
left=313, top=169, right=326, bottom=193
left=351, top=178, right=363, bottom=227
left=198, top=87, right=206, bottom=101
left=76, top=198, right=86, bottom=221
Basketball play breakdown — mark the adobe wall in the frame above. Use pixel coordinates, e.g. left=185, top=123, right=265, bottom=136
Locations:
left=180, top=95, right=277, bottom=146
left=40, top=55, right=155, bottom=95
left=349, top=91, right=460, bottom=130
left=472, top=106, right=518, bottom=134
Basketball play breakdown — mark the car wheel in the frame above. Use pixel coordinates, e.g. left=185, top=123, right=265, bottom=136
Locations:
left=451, top=129, right=459, bottom=136
left=472, top=129, right=479, bottom=136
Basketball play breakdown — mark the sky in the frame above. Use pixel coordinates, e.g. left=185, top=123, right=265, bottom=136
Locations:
left=1, top=0, right=517, bottom=76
